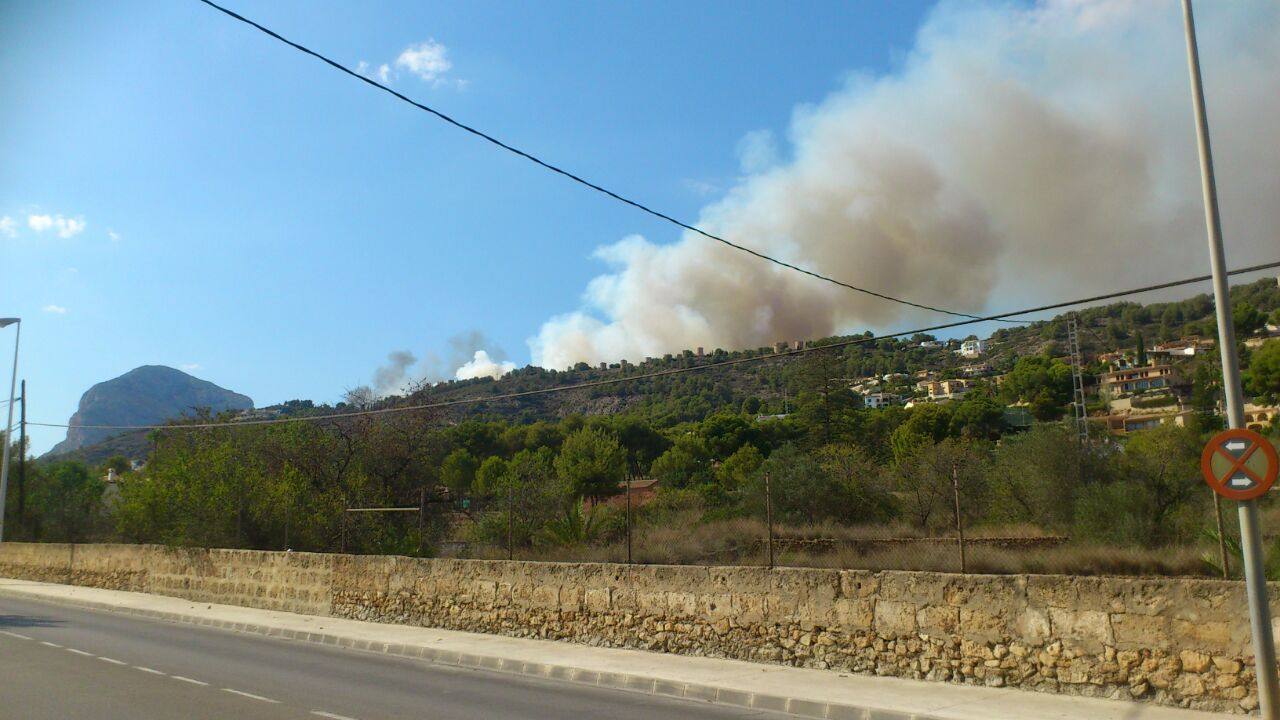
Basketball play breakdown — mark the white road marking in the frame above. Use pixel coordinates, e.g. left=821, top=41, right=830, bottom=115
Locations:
left=66, top=648, right=94, bottom=657
left=39, top=641, right=62, bottom=648
left=0, top=630, right=32, bottom=640
left=311, top=712, right=360, bottom=720
left=98, top=656, right=127, bottom=665
left=222, top=688, right=280, bottom=704
left=172, top=675, right=209, bottom=686
left=135, top=666, right=166, bottom=675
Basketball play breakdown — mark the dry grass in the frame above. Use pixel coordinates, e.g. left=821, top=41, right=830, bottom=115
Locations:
left=440, top=514, right=1213, bottom=577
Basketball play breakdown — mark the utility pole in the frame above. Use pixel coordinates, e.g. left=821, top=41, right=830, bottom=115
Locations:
left=625, top=472, right=633, bottom=565
left=17, top=380, right=26, bottom=521
left=1067, top=314, right=1089, bottom=445
left=951, top=464, right=966, bottom=574
left=764, top=471, right=774, bottom=569
left=0, top=317, right=20, bottom=543
left=1182, top=1, right=1279, bottom=715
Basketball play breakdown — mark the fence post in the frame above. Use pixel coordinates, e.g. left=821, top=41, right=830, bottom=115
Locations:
left=507, top=481, right=514, bottom=561
left=764, top=471, right=775, bottom=569
left=951, top=464, right=966, bottom=573
left=625, top=473, right=633, bottom=564
left=418, top=486, right=427, bottom=556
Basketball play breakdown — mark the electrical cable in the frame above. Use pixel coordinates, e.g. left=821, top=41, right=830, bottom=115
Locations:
left=195, top=0, right=1024, bottom=325
left=29, top=259, right=1280, bottom=433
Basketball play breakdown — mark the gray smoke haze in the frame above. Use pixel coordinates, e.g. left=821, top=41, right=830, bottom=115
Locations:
left=529, top=0, right=1280, bottom=369
left=363, top=332, right=515, bottom=398
left=372, top=350, right=418, bottom=396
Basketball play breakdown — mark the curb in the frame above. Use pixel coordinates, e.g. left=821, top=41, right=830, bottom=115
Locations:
left=0, top=585, right=934, bottom=720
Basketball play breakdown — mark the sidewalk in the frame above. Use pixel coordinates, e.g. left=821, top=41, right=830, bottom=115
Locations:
left=0, top=578, right=1235, bottom=720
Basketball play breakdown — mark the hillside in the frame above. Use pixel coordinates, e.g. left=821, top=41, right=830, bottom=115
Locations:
left=44, top=365, right=253, bottom=458
left=62, top=277, right=1280, bottom=463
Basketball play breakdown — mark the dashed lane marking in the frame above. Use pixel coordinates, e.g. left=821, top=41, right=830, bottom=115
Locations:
left=39, top=641, right=62, bottom=648
left=135, top=666, right=166, bottom=675
left=311, top=712, right=360, bottom=720
left=172, top=675, right=209, bottom=686
left=222, top=688, right=280, bottom=704
left=98, top=656, right=128, bottom=665
left=0, top=630, right=32, bottom=640
left=66, top=648, right=94, bottom=657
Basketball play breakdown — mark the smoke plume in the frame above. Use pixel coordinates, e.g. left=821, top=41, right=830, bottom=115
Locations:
left=361, top=332, right=516, bottom=397
left=529, top=0, right=1280, bottom=369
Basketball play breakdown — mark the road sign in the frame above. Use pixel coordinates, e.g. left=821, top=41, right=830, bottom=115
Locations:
left=1201, top=428, right=1279, bottom=501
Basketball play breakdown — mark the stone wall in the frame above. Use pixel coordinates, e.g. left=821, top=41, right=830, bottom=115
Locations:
left=0, top=543, right=1263, bottom=714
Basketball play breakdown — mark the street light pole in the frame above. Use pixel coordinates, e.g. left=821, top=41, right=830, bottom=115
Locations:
left=1181, top=2, right=1280, bottom=717
left=0, top=318, right=20, bottom=543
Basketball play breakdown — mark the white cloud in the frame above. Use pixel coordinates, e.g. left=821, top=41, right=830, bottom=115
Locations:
left=396, top=40, right=452, bottom=84
left=42, top=304, right=67, bottom=314
left=454, top=350, right=515, bottom=380
left=27, top=214, right=86, bottom=238
left=356, top=61, right=392, bottom=83
left=180, top=363, right=202, bottom=372
left=0, top=216, right=15, bottom=237
left=107, top=229, right=120, bottom=241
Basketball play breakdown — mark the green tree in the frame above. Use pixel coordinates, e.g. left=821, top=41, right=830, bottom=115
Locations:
left=26, top=461, right=107, bottom=542
left=1234, top=301, right=1265, bottom=338
left=889, top=403, right=953, bottom=461
left=441, top=449, right=479, bottom=497
left=1074, top=424, right=1204, bottom=546
left=716, top=444, right=763, bottom=491
left=1246, top=340, right=1280, bottom=403
left=554, top=427, right=626, bottom=501
left=649, top=435, right=712, bottom=488
left=887, top=439, right=988, bottom=531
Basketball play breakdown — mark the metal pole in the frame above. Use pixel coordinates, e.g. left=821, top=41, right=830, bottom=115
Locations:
left=764, top=471, right=774, bottom=569
left=506, top=481, right=514, bottom=561
left=1182, top=2, right=1279, bottom=715
left=0, top=320, right=20, bottom=542
left=952, top=464, right=966, bottom=574
left=625, top=474, right=633, bottom=564
left=18, top=379, right=26, bottom=521
left=418, top=486, right=426, bottom=556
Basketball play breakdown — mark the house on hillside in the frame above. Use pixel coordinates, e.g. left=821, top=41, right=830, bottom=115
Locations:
left=1099, top=362, right=1185, bottom=399
left=955, top=339, right=988, bottom=359
left=1148, top=337, right=1214, bottom=359
left=1105, top=408, right=1195, bottom=434
left=1245, top=403, right=1279, bottom=431
left=914, top=378, right=972, bottom=403
left=860, top=392, right=902, bottom=410
left=584, top=477, right=661, bottom=512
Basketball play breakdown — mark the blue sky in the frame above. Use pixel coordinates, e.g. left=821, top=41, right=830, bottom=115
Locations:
left=1, top=0, right=937, bottom=453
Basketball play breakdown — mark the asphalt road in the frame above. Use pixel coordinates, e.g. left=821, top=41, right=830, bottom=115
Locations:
left=0, top=595, right=788, bottom=720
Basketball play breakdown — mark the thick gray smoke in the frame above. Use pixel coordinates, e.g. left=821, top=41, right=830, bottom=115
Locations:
left=529, top=0, right=1280, bottom=369
left=361, top=332, right=515, bottom=398
left=372, top=350, right=418, bottom=396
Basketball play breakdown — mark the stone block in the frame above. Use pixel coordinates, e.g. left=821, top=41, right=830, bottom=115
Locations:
left=1112, top=613, right=1170, bottom=650
left=875, top=600, right=917, bottom=636
left=1049, top=608, right=1113, bottom=652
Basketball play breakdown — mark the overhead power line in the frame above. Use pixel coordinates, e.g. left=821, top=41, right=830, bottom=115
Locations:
left=194, top=0, right=1021, bottom=325
left=30, top=259, right=1280, bottom=433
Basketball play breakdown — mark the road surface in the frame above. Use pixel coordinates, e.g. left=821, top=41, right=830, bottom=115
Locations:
left=0, top=594, right=787, bottom=720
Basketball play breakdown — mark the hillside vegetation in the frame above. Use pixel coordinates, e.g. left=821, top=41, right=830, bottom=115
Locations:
left=11, top=278, right=1280, bottom=577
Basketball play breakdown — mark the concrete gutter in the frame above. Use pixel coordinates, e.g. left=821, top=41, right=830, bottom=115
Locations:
left=0, top=578, right=1234, bottom=720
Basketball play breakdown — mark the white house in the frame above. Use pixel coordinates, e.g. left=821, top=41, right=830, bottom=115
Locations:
left=955, top=339, right=988, bottom=359
left=861, top=392, right=902, bottom=410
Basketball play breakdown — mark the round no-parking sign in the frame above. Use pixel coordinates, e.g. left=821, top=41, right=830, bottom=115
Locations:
left=1201, top=427, right=1279, bottom=501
